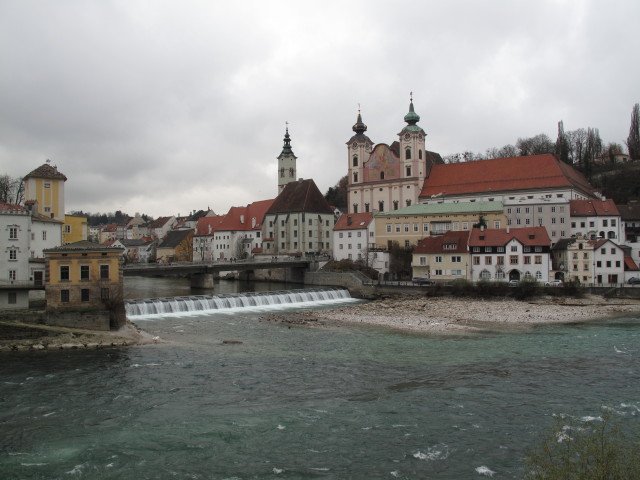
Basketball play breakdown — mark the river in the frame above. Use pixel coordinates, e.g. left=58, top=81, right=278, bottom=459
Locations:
left=1, top=277, right=639, bottom=479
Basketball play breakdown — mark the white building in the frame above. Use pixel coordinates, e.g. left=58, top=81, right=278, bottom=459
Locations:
left=468, top=226, right=552, bottom=283
left=0, top=204, right=32, bottom=309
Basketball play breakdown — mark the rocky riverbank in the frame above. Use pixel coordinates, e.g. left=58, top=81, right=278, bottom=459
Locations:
left=266, top=294, right=640, bottom=334
left=0, top=320, right=162, bottom=352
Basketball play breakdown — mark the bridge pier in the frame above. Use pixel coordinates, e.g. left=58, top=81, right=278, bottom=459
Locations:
left=191, top=273, right=214, bottom=289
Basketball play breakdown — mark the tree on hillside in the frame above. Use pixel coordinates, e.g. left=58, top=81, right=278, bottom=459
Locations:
left=627, top=103, right=640, bottom=160
left=581, top=127, right=603, bottom=180
left=0, top=175, right=24, bottom=205
left=324, top=175, right=348, bottom=210
left=485, top=144, right=518, bottom=159
left=516, top=134, right=555, bottom=156
left=567, top=128, right=588, bottom=165
left=603, top=142, right=625, bottom=165
left=555, top=121, right=571, bottom=164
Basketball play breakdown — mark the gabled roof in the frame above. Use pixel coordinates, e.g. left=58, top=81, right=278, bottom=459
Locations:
left=419, top=154, right=594, bottom=199
left=376, top=201, right=503, bottom=217
left=148, top=216, right=174, bottom=229
left=267, top=179, right=333, bottom=215
left=24, top=163, right=67, bottom=181
left=334, top=212, right=374, bottom=231
left=195, top=215, right=225, bottom=236
left=469, top=226, right=551, bottom=247
left=414, top=230, right=470, bottom=254
left=616, top=202, right=640, bottom=221
left=570, top=199, right=620, bottom=216
left=217, top=199, right=275, bottom=232
left=624, top=257, right=639, bottom=271
left=158, top=229, right=193, bottom=248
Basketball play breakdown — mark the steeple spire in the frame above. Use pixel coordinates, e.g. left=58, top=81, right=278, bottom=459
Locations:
left=281, top=122, right=294, bottom=156
left=404, top=91, right=420, bottom=126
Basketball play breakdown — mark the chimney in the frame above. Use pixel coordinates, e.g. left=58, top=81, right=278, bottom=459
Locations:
left=347, top=216, right=352, bottom=226
left=480, top=225, right=484, bottom=231
left=240, top=215, right=245, bottom=224
left=506, top=226, right=510, bottom=234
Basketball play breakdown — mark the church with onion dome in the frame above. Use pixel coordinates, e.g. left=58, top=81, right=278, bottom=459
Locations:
left=346, top=95, right=443, bottom=215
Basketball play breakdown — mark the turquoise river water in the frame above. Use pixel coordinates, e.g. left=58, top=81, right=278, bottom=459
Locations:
left=1, top=277, right=639, bottom=479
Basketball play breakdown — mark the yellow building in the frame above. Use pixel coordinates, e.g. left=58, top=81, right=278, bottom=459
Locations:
left=374, top=201, right=507, bottom=249
left=63, top=214, right=88, bottom=244
left=44, top=241, right=124, bottom=316
left=156, top=230, right=194, bottom=263
left=23, top=161, right=67, bottom=222
left=412, top=230, right=471, bottom=281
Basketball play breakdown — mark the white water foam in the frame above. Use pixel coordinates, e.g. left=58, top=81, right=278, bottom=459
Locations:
left=126, top=288, right=358, bottom=319
left=475, top=465, right=495, bottom=476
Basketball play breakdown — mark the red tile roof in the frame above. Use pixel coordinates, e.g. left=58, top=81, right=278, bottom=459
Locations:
left=468, top=226, right=551, bottom=247
left=624, top=257, right=639, bottom=271
left=0, top=203, right=27, bottom=214
left=194, top=215, right=225, bottom=236
left=334, top=212, right=374, bottom=231
left=414, top=230, right=470, bottom=254
left=419, top=154, right=594, bottom=198
left=217, top=199, right=275, bottom=232
left=569, top=198, right=620, bottom=216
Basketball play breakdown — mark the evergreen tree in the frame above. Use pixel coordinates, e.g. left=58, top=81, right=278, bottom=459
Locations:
left=627, top=103, right=640, bottom=160
left=555, top=121, right=571, bottom=164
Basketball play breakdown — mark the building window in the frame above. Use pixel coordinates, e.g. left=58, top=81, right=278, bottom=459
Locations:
left=394, top=201, right=399, bottom=210
left=365, top=203, right=370, bottom=212
left=485, top=256, right=492, bottom=265
left=405, top=148, right=411, bottom=160
left=99, top=265, right=110, bottom=280
left=101, top=288, right=110, bottom=300
left=473, top=257, right=480, bottom=265
left=60, top=265, right=70, bottom=281
left=395, top=224, right=401, bottom=233
left=496, top=256, right=504, bottom=265
left=494, top=221, right=501, bottom=229
left=524, top=256, right=531, bottom=264
left=61, top=290, right=69, bottom=303
left=80, top=265, right=90, bottom=280
left=380, top=172, right=385, bottom=180
left=9, top=227, right=18, bottom=239
left=480, top=269, right=491, bottom=280
left=510, top=255, right=518, bottom=265
left=353, top=172, right=358, bottom=183
left=353, top=155, right=358, bottom=167
left=9, top=249, right=17, bottom=261
left=64, top=225, right=71, bottom=234
left=81, top=289, right=90, bottom=302
left=9, top=270, right=17, bottom=281
left=386, top=224, right=391, bottom=233
left=435, top=256, right=443, bottom=263
left=404, top=224, right=409, bottom=233
left=435, top=269, right=443, bottom=276
left=406, top=166, right=412, bottom=176
left=378, top=201, right=384, bottom=212
left=419, top=257, right=427, bottom=266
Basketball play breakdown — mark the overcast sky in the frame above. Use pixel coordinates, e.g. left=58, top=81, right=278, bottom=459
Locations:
left=1, top=0, right=638, bottom=219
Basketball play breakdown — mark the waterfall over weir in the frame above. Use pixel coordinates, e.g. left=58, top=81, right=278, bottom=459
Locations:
left=125, top=287, right=356, bottom=318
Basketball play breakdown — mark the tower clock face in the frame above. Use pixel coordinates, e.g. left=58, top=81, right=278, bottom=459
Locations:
left=352, top=142, right=358, bottom=149
left=419, top=134, right=423, bottom=140
left=404, top=133, right=410, bottom=140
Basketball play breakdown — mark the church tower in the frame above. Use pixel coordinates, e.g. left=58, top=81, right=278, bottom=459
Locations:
left=277, top=125, right=297, bottom=194
left=397, top=93, right=427, bottom=183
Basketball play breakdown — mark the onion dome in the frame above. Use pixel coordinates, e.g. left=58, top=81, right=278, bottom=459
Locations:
left=404, top=100, right=420, bottom=126
left=352, top=112, right=368, bottom=135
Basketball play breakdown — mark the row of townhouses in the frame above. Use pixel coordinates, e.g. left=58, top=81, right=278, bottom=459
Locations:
left=2, top=99, right=640, bottom=310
